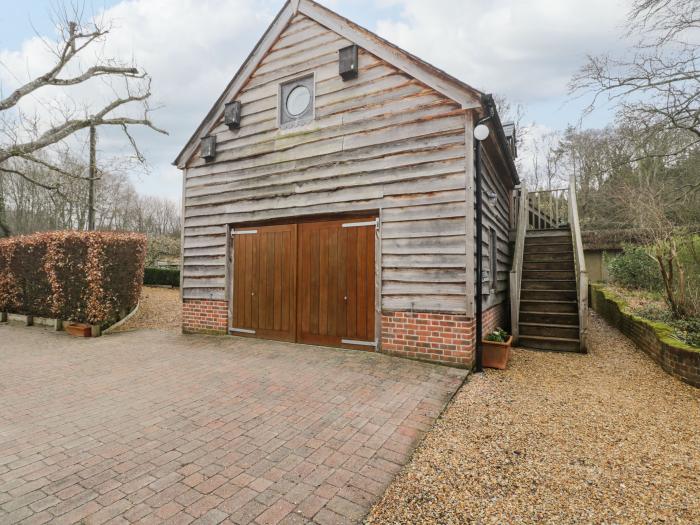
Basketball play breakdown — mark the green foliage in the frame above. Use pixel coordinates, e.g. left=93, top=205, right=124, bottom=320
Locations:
left=485, top=327, right=509, bottom=343
left=606, top=245, right=662, bottom=291
left=143, top=267, right=180, bottom=287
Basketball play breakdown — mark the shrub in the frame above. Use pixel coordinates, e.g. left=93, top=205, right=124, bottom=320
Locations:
left=143, top=267, right=180, bottom=287
left=0, top=231, right=146, bottom=326
left=485, top=327, right=510, bottom=342
left=606, top=245, right=662, bottom=291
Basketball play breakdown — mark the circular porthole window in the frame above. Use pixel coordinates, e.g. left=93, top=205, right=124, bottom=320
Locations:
left=280, top=75, right=314, bottom=128
left=286, top=85, right=311, bottom=116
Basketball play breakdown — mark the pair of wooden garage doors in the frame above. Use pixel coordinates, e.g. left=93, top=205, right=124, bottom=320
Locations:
left=231, top=217, right=377, bottom=349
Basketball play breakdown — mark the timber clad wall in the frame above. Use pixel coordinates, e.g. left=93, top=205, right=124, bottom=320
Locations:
left=480, top=150, right=513, bottom=312
left=179, top=5, right=518, bottom=367
left=182, top=14, right=469, bottom=315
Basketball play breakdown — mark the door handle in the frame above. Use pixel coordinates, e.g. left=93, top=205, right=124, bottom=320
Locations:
left=343, top=296, right=348, bottom=302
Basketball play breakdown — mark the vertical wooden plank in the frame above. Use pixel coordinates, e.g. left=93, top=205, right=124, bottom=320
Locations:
left=328, top=227, right=338, bottom=337
left=319, top=227, right=329, bottom=336
left=310, top=228, right=320, bottom=336
left=337, top=224, right=347, bottom=339
left=464, top=110, right=475, bottom=317
left=346, top=227, right=357, bottom=339
left=356, top=227, right=367, bottom=340
left=274, top=232, right=282, bottom=331
left=226, top=224, right=232, bottom=332
left=375, top=212, right=382, bottom=347
left=367, top=224, right=376, bottom=341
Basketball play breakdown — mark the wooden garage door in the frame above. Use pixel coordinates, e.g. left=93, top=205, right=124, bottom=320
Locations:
left=231, top=218, right=376, bottom=349
left=297, top=218, right=376, bottom=347
left=231, top=224, right=297, bottom=342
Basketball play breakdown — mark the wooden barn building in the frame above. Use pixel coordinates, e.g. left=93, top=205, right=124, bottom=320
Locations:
left=174, top=0, right=523, bottom=368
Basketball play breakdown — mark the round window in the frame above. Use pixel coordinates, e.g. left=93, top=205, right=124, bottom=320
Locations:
left=286, top=85, right=311, bottom=116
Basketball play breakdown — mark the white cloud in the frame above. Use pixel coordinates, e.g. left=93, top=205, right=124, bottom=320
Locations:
left=375, top=0, right=631, bottom=103
left=1, top=0, right=633, bottom=200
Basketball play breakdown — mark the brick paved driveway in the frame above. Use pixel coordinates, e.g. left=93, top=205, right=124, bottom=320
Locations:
left=0, top=324, right=466, bottom=525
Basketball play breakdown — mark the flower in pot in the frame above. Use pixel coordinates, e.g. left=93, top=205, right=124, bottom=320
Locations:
left=482, top=327, right=513, bottom=370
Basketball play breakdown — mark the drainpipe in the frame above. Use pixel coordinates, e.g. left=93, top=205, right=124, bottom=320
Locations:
left=473, top=95, right=495, bottom=373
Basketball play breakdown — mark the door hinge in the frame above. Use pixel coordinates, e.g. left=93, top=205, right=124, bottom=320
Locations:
left=229, top=327, right=256, bottom=335
left=342, top=339, right=378, bottom=348
left=342, top=219, right=378, bottom=229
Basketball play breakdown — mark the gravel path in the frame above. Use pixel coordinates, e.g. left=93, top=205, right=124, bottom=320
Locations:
left=366, top=313, right=700, bottom=524
left=110, top=286, right=181, bottom=332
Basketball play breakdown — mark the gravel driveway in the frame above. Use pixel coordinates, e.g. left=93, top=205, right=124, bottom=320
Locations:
left=367, top=313, right=700, bottom=524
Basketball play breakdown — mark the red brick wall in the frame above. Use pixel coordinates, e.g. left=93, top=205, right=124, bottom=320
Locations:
left=482, top=302, right=507, bottom=339
left=591, top=286, right=700, bottom=388
left=182, top=299, right=228, bottom=335
left=380, top=304, right=507, bottom=369
left=381, top=312, right=476, bottom=368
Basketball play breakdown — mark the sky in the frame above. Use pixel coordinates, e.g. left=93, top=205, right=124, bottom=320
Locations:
left=0, top=0, right=632, bottom=200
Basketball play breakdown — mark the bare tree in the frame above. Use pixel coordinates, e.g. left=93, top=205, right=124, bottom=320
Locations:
left=0, top=5, right=167, bottom=234
left=571, top=0, right=699, bottom=155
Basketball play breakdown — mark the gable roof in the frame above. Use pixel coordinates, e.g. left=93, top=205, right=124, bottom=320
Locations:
left=173, top=0, right=484, bottom=168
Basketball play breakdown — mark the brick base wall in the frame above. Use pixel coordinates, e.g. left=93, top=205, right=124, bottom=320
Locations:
left=591, top=285, right=700, bottom=388
left=381, top=312, right=476, bottom=368
left=182, top=299, right=228, bottom=335
left=380, top=304, right=507, bottom=369
left=482, top=302, right=507, bottom=338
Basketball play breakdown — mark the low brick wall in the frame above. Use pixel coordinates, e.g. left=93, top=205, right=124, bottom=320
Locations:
left=381, top=311, right=475, bottom=368
left=183, top=298, right=507, bottom=370
left=182, top=299, right=228, bottom=335
left=590, top=285, right=700, bottom=388
left=483, top=302, right=506, bottom=338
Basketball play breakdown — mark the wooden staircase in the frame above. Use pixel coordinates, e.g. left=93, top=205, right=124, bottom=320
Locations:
left=509, top=179, right=588, bottom=353
left=519, top=228, right=580, bottom=352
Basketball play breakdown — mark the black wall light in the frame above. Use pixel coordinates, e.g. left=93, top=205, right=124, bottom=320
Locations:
left=200, top=136, right=217, bottom=162
left=339, top=45, right=359, bottom=80
left=224, top=101, right=242, bottom=129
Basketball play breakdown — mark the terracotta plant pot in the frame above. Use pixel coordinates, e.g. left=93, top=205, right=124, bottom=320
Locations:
left=64, top=322, right=92, bottom=338
left=482, top=336, right=513, bottom=370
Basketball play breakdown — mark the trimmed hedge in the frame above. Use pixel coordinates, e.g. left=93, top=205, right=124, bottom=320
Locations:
left=144, top=267, right=180, bottom=287
left=0, top=231, right=146, bottom=326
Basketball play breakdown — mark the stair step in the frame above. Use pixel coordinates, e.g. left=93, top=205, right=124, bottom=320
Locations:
left=522, top=253, right=574, bottom=262
left=521, top=279, right=577, bottom=290
left=523, top=270, right=575, bottom=280
left=521, top=300, right=578, bottom=313
left=525, top=236, right=571, bottom=245
left=519, top=322, right=580, bottom=339
left=524, top=245, right=574, bottom=254
left=520, top=311, right=579, bottom=325
left=521, top=289, right=577, bottom=301
left=519, top=335, right=581, bottom=352
left=523, top=261, right=575, bottom=271
left=526, top=228, right=571, bottom=237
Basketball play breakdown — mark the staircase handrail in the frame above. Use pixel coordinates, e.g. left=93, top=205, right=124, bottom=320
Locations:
left=567, top=175, right=588, bottom=351
left=510, top=184, right=529, bottom=343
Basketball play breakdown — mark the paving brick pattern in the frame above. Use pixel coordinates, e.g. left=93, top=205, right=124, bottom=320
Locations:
left=0, top=324, right=466, bottom=524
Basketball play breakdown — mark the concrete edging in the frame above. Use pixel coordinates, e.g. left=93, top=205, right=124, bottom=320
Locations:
left=102, top=302, right=140, bottom=335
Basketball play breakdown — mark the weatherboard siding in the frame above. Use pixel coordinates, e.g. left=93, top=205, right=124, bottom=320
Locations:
left=182, top=14, right=470, bottom=314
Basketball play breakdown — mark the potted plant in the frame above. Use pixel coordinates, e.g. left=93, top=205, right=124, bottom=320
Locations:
left=482, top=327, right=513, bottom=370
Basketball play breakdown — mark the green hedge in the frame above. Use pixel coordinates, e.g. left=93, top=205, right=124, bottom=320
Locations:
left=144, top=267, right=180, bottom=287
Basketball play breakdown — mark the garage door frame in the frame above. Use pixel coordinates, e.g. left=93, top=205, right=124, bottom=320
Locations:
left=227, top=212, right=381, bottom=351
